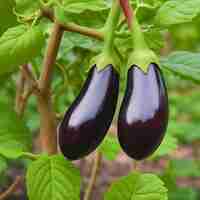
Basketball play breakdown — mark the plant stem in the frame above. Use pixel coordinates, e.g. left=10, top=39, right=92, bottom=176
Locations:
left=132, top=160, right=139, bottom=170
left=0, top=176, right=22, bottom=200
left=132, top=18, right=148, bottom=51
left=38, top=95, right=58, bottom=154
left=83, top=152, right=102, bottom=200
left=42, top=8, right=103, bottom=40
left=120, top=0, right=146, bottom=50
left=103, top=0, right=121, bottom=56
left=192, top=141, right=200, bottom=166
left=39, top=23, right=63, bottom=93
left=119, top=0, right=133, bottom=28
left=15, top=64, right=36, bottom=117
left=15, top=68, right=26, bottom=116
left=21, top=64, right=40, bottom=95
left=21, top=152, right=40, bottom=160
left=62, top=22, right=103, bottom=40
left=38, top=22, right=64, bottom=154
left=19, top=88, right=34, bottom=115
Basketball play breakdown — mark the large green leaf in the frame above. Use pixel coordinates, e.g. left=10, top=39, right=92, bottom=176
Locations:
left=161, top=51, right=200, bottom=84
left=104, top=172, right=168, bottom=200
left=0, top=102, right=31, bottom=159
left=0, top=0, right=17, bottom=35
left=26, top=155, right=81, bottom=200
left=155, top=0, right=200, bottom=26
left=0, top=25, right=45, bottom=76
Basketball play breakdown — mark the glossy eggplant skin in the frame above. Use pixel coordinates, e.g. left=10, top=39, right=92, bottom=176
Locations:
left=59, top=64, right=119, bottom=160
left=118, top=63, right=169, bottom=160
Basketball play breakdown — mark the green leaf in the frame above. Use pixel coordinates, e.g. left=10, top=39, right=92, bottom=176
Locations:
left=98, top=135, right=121, bottom=161
left=58, top=0, right=108, bottom=14
left=26, top=155, right=81, bottom=200
left=117, top=28, right=164, bottom=56
left=161, top=51, right=200, bottom=84
left=104, top=172, right=168, bottom=200
left=144, top=29, right=164, bottom=53
left=0, top=25, right=45, bottom=76
left=161, top=161, right=177, bottom=191
left=169, top=187, right=198, bottom=200
left=168, top=121, right=200, bottom=143
left=0, top=0, right=17, bottom=35
left=0, top=156, right=8, bottom=175
left=15, top=0, right=41, bottom=16
left=55, top=6, right=107, bottom=28
left=152, top=134, right=178, bottom=158
left=170, top=159, right=200, bottom=177
left=136, top=3, right=157, bottom=23
left=58, top=32, right=102, bottom=59
left=155, top=0, right=200, bottom=26
left=0, top=102, right=31, bottom=159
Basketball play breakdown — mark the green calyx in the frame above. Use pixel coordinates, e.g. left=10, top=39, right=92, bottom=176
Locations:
left=128, top=48, right=159, bottom=73
left=128, top=16, right=159, bottom=73
left=90, top=50, right=121, bottom=73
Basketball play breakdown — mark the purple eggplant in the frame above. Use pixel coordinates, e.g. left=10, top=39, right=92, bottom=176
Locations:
left=118, top=63, right=169, bottom=160
left=58, top=64, right=119, bottom=160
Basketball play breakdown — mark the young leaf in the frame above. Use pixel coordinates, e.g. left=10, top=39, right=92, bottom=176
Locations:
left=161, top=51, right=200, bottom=84
left=104, top=172, right=168, bottom=200
left=0, top=102, right=31, bottom=159
left=0, top=25, right=45, bottom=76
left=26, top=155, right=81, bottom=200
left=0, top=0, right=17, bottom=35
left=98, top=135, right=121, bottom=161
left=155, top=0, right=200, bottom=26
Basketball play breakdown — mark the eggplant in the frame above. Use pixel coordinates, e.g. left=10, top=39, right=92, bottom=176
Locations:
left=118, top=63, right=169, bottom=160
left=58, top=64, right=119, bottom=160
